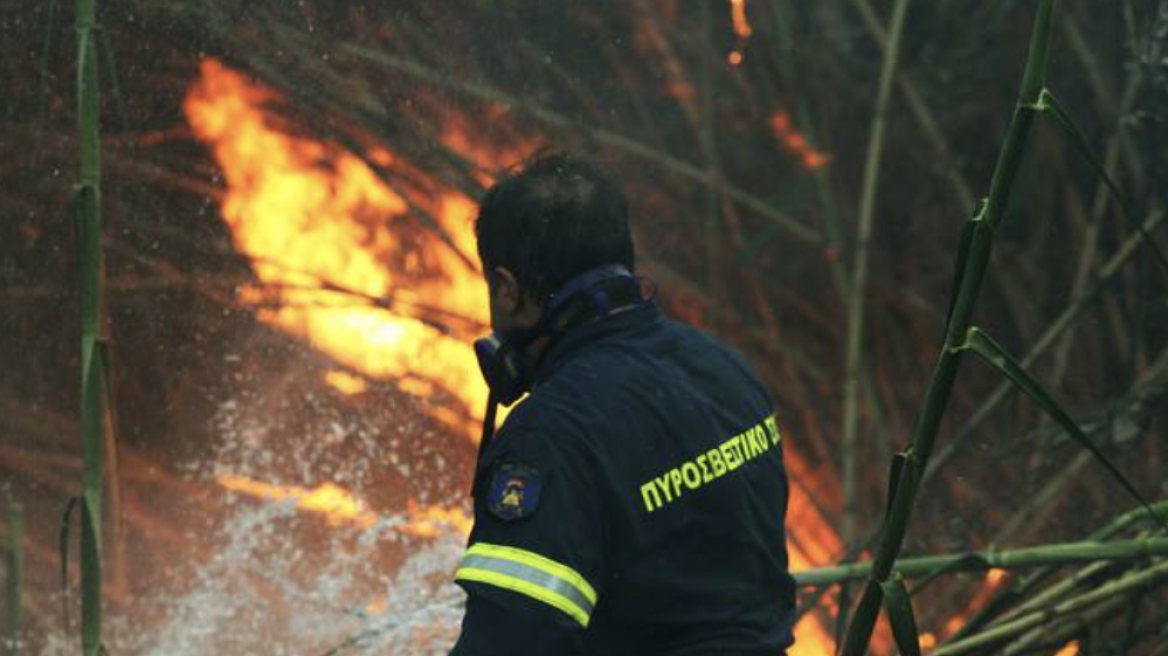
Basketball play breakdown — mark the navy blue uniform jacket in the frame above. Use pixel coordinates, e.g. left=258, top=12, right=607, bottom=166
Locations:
left=450, top=301, right=797, bottom=655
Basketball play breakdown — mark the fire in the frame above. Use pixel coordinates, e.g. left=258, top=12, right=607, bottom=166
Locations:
left=729, top=0, right=753, bottom=39
left=187, top=59, right=841, bottom=655
left=217, top=474, right=379, bottom=528
left=184, top=59, right=491, bottom=439
left=769, top=109, right=832, bottom=170
left=786, top=500, right=844, bottom=653
left=726, top=0, right=751, bottom=66
left=943, top=568, right=1011, bottom=636
left=401, top=499, right=474, bottom=539
left=217, top=474, right=473, bottom=538
left=324, top=369, right=368, bottom=395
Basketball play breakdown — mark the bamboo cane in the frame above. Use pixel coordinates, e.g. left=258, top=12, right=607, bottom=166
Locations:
left=75, top=0, right=106, bottom=654
left=1047, top=18, right=1144, bottom=378
left=925, top=209, right=1166, bottom=483
left=848, top=0, right=977, bottom=214
left=841, top=0, right=914, bottom=563
left=947, top=467, right=1168, bottom=641
left=998, top=594, right=1130, bottom=656
left=837, top=3, right=1058, bottom=654
left=982, top=498, right=1168, bottom=630
left=794, top=537, right=1168, bottom=587
left=927, top=559, right=1168, bottom=656
left=837, top=0, right=915, bottom=639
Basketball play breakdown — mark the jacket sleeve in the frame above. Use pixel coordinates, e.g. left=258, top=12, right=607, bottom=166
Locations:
left=448, top=412, right=606, bottom=656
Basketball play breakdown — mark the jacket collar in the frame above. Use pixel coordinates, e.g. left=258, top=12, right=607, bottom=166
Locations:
left=532, top=301, right=661, bottom=387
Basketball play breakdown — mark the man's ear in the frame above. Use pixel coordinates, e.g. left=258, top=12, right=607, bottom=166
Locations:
left=491, top=267, right=522, bottom=315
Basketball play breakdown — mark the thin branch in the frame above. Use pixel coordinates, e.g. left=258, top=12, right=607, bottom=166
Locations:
left=795, top=537, right=1168, bottom=587
left=841, top=0, right=914, bottom=552
left=928, top=559, right=1168, bottom=656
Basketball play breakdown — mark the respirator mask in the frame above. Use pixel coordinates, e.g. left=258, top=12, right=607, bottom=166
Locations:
left=474, top=263, right=644, bottom=407
left=471, top=264, right=651, bottom=490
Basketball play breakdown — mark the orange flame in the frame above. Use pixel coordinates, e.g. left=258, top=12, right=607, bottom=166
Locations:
left=217, top=474, right=379, bottom=528
left=188, top=59, right=842, bottom=655
left=730, top=0, right=753, bottom=39
left=943, top=568, right=1010, bottom=636
left=784, top=451, right=846, bottom=656
left=401, top=499, right=474, bottom=539
left=216, top=474, right=472, bottom=538
left=184, top=59, right=491, bottom=438
left=323, top=369, right=368, bottom=395
left=769, top=109, right=831, bottom=170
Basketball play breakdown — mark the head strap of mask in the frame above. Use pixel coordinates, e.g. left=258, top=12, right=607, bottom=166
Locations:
left=475, top=263, right=640, bottom=407
left=472, top=263, right=651, bottom=495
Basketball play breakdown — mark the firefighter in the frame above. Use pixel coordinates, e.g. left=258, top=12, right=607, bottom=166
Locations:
left=450, top=152, right=797, bottom=656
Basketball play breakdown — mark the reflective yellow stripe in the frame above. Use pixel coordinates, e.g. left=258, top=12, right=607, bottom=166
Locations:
left=455, top=542, right=598, bottom=627
left=466, top=543, right=598, bottom=603
left=456, top=566, right=592, bottom=627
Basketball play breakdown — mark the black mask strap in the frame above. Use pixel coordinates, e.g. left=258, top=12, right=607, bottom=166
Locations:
left=471, top=390, right=500, bottom=498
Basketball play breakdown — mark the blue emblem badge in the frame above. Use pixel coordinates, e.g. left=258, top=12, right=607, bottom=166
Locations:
left=487, top=462, right=541, bottom=521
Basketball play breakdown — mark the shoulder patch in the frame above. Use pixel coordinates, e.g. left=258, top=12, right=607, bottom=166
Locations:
left=486, top=462, right=542, bottom=521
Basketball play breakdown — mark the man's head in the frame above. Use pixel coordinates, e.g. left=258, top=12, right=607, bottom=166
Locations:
left=475, top=152, right=635, bottom=335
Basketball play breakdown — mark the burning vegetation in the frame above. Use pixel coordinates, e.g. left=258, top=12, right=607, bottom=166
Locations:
left=2, top=1, right=1168, bottom=655
left=183, top=58, right=494, bottom=438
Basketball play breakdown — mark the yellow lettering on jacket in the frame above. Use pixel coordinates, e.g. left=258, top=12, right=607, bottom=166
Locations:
left=641, top=482, right=663, bottom=512
left=638, top=413, right=780, bottom=513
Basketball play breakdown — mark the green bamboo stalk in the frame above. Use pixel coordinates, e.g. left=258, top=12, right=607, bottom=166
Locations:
left=847, top=0, right=976, bottom=213
left=924, top=209, right=1166, bottom=483
left=837, top=3, right=1058, bottom=655
left=76, top=0, right=106, bottom=654
left=948, top=470, right=1168, bottom=640
left=929, top=559, right=1168, bottom=656
left=794, top=537, right=1168, bottom=587
left=4, top=505, right=22, bottom=656
left=841, top=0, right=914, bottom=556
left=998, top=593, right=1130, bottom=656
left=881, top=574, right=921, bottom=656
left=980, top=503, right=1168, bottom=631
left=1046, top=34, right=1142, bottom=378
left=849, top=0, right=1046, bottom=358
left=990, top=553, right=1118, bottom=632
left=1097, top=501, right=1168, bottom=541
left=1039, top=88, right=1168, bottom=274
left=962, top=328, right=1164, bottom=529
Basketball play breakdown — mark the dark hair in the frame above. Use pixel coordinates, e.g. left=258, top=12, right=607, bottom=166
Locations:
left=475, top=151, right=635, bottom=302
